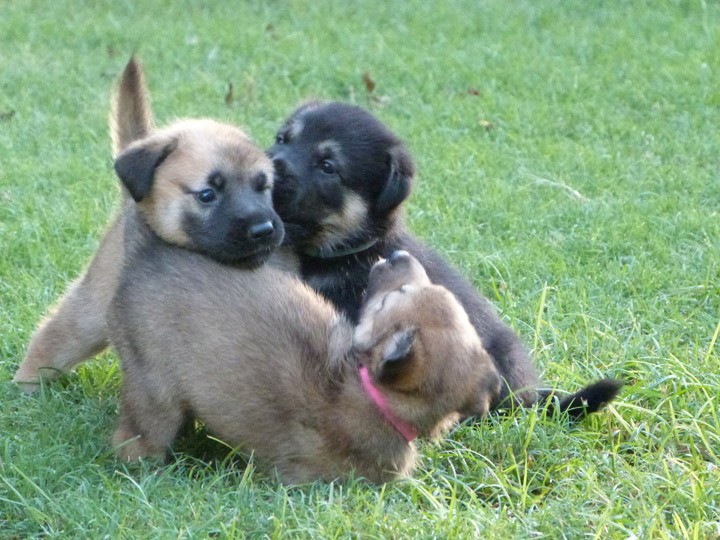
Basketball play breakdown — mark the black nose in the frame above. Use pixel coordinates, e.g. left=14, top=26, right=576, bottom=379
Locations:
left=249, top=220, right=275, bottom=239
left=389, top=250, right=410, bottom=264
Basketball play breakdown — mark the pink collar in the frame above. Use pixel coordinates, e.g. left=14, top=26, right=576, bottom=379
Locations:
left=359, top=365, right=418, bottom=443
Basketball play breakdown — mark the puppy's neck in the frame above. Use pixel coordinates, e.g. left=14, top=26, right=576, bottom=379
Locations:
left=302, top=237, right=380, bottom=259
left=359, top=366, right=418, bottom=442
left=300, top=208, right=406, bottom=260
left=328, top=369, right=417, bottom=482
left=120, top=201, right=157, bottom=257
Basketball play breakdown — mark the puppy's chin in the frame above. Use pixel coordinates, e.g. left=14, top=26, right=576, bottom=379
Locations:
left=235, top=252, right=273, bottom=270
left=203, top=245, right=278, bottom=270
left=365, top=257, right=404, bottom=298
left=363, top=261, right=389, bottom=301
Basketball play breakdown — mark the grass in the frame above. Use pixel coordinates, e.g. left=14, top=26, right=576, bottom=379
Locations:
left=1, top=0, right=719, bottom=537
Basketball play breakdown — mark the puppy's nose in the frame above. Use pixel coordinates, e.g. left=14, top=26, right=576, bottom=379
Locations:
left=249, top=220, right=275, bottom=239
left=389, top=250, right=410, bottom=264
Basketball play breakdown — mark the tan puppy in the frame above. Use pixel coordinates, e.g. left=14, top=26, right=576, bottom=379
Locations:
left=109, top=217, right=501, bottom=483
left=12, top=59, right=291, bottom=388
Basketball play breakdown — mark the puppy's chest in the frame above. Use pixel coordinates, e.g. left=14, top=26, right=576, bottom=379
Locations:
left=301, top=259, right=370, bottom=323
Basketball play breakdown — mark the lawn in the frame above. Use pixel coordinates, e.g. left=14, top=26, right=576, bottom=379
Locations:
left=1, top=0, right=719, bottom=538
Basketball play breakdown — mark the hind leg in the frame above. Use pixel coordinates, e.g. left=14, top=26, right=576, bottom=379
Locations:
left=13, top=213, right=126, bottom=391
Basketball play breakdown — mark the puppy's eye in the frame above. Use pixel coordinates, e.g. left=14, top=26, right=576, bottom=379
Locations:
left=275, top=133, right=286, bottom=145
left=195, top=188, right=217, bottom=204
left=319, top=160, right=335, bottom=174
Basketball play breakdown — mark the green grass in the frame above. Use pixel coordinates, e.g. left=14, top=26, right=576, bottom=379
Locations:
left=1, top=0, right=719, bottom=537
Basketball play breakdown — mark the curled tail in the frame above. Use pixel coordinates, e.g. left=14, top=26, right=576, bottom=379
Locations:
left=110, top=56, right=154, bottom=159
left=538, top=378, right=624, bottom=420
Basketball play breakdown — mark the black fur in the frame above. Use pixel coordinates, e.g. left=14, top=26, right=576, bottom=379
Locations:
left=114, top=140, right=176, bottom=202
left=375, top=146, right=414, bottom=214
left=539, top=379, right=624, bottom=419
left=180, top=180, right=285, bottom=268
left=270, top=102, right=411, bottom=254
left=269, top=102, right=621, bottom=416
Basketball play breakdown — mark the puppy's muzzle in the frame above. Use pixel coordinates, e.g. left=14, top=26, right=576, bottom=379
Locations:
left=373, top=250, right=411, bottom=272
left=269, top=156, right=301, bottom=214
left=271, top=156, right=291, bottom=179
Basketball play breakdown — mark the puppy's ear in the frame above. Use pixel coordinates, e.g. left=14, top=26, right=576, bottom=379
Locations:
left=375, top=145, right=414, bottom=215
left=114, top=138, right=177, bottom=202
left=378, top=328, right=416, bottom=383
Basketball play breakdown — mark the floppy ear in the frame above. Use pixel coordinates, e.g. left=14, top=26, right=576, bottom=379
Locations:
left=114, top=138, right=177, bottom=202
left=375, top=145, right=414, bottom=215
left=377, top=328, right=416, bottom=383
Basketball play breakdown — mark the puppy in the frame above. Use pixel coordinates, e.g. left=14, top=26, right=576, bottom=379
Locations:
left=12, top=59, right=291, bottom=388
left=110, top=217, right=501, bottom=483
left=268, top=102, right=622, bottom=414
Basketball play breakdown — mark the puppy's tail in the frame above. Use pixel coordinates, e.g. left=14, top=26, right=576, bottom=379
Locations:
left=110, top=56, right=154, bottom=158
left=538, top=378, right=623, bottom=420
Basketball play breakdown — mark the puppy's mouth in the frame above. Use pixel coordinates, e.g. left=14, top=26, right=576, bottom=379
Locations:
left=270, top=170, right=320, bottom=226
left=271, top=209, right=322, bottom=248
left=272, top=176, right=303, bottom=221
left=369, top=250, right=410, bottom=276
left=199, top=230, right=282, bottom=267
left=209, top=244, right=277, bottom=269
left=187, top=213, right=286, bottom=268
left=364, top=251, right=413, bottom=300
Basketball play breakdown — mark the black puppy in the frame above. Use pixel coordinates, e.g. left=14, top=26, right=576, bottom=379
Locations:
left=269, top=101, right=621, bottom=415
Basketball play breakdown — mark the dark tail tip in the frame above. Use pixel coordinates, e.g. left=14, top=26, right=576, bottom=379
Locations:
left=543, top=378, right=624, bottom=420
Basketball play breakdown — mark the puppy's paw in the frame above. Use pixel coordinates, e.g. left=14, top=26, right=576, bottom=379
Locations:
left=113, top=424, right=148, bottom=462
left=12, top=359, right=49, bottom=392
left=12, top=379, right=42, bottom=394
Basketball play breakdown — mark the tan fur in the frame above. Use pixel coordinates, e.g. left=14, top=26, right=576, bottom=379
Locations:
left=12, top=208, right=128, bottom=390
left=287, top=118, right=304, bottom=140
left=110, top=236, right=501, bottom=483
left=353, top=253, right=501, bottom=422
left=317, top=192, right=369, bottom=252
left=12, top=58, right=297, bottom=390
left=110, top=57, right=154, bottom=158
